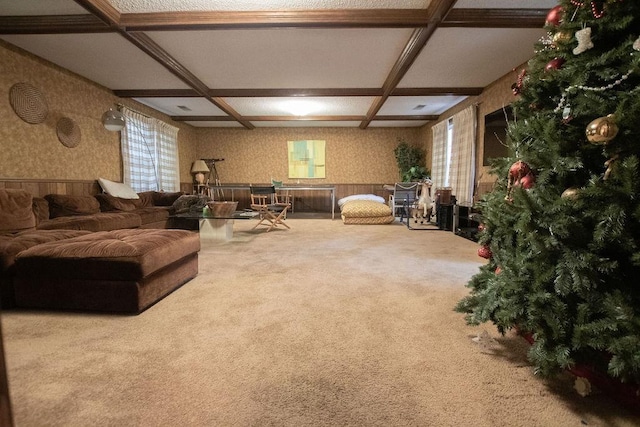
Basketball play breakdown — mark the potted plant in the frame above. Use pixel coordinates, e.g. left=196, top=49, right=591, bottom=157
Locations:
left=394, top=138, right=430, bottom=182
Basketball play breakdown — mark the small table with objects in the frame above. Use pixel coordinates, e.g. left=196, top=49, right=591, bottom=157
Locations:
left=170, top=211, right=258, bottom=242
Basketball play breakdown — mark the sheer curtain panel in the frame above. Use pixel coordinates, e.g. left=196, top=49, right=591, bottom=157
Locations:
left=121, top=107, right=180, bottom=192
left=450, top=105, right=476, bottom=206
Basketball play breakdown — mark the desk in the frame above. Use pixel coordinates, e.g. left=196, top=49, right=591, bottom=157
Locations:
left=279, top=186, right=336, bottom=219
left=208, top=184, right=337, bottom=219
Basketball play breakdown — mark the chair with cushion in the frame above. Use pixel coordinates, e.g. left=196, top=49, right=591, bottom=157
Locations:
left=271, top=179, right=294, bottom=213
left=250, top=186, right=291, bottom=232
left=388, top=182, right=419, bottom=223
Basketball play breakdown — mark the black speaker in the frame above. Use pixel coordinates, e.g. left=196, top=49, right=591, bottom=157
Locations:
left=437, top=204, right=453, bottom=230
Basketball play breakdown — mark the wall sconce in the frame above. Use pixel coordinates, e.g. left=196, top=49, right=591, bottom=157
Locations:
left=102, top=107, right=125, bottom=131
left=191, top=160, right=210, bottom=185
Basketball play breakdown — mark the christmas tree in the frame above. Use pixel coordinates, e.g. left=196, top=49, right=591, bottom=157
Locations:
left=455, top=0, right=640, bottom=386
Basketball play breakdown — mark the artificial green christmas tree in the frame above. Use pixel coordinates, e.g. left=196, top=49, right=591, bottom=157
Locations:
left=455, top=0, right=640, bottom=393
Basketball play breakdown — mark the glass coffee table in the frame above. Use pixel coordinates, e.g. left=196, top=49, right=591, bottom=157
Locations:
left=170, top=211, right=258, bottom=242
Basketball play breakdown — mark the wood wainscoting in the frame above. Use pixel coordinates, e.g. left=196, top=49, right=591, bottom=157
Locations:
left=0, top=178, right=101, bottom=198
left=1, top=179, right=391, bottom=213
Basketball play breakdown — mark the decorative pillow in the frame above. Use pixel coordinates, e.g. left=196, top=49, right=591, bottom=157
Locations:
left=136, top=191, right=156, bottom=208
left=44, top=194, right=101, bottom=218
left=172, top=194, right=211, bottom=214
left=338, top=194, right=386, bottom=208
left=98, top=178, right=139, bottom=200
left=94, top=193, right=142, bottom=212
left=340, top=199, right=392, bottom=218
left=0, top=189, right=36, bottom=234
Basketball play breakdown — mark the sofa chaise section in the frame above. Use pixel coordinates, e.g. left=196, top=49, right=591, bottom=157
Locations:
left=14, top=229, right=200, bottom=313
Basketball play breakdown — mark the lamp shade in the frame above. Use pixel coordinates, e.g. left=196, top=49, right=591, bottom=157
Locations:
left=191, top=160, right=210, bottom=174
left=102, top=108, right=125, bottom=132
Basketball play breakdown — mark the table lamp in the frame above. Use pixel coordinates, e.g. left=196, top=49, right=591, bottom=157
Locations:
left=191, top=160, right=210, bottom=185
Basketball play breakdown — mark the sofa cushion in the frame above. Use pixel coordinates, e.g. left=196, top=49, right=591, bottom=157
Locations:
left=153, top=191, right=183, bottom=206
left=0, top=229, right=91, bottom=272
left=37, top=212, right=141, bottom=231
left=95, top=193, right=142, bottom=212
left=134, top=206, right=171, bottom=226
left=45, top=194, right=100, bottom=218
left=137, top=191, right=156, bottom=208
left=32, top=197, right=50, bottom=225
left=15, top=229, right=200, bottom=280
left=0, top=189, right=36, bottom=234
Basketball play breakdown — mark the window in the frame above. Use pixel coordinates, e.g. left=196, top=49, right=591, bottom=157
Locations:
left=121, top=107, right=180, bottom=192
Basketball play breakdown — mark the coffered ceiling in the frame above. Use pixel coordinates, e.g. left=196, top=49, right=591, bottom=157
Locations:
left=0, top=0, right=556, bottom=129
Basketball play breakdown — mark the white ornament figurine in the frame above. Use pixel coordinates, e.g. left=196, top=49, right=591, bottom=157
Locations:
left=634, top=36, right=640, bottom=51
left=573, top=27, right=594, bottom=55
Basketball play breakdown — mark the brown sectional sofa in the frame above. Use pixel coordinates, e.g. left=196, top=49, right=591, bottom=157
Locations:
left=0, top=188, right=200, bottom=313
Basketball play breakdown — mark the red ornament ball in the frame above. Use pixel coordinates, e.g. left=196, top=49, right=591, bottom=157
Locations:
left=478, top=223, right=486, bottom=232
left=545, top=57, right=565, bottom=72
left=546, top=5, right=564, bottom=26
left=509, top=160, right=531, bottom=180
left=519, top=173, right=536, bottom=190
left=495, top=266, right=502, bottom=275
left=478, top=245, right=492, bottom=259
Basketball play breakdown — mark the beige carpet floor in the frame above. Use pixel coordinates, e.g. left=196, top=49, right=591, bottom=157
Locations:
left=2, top=218, right=639, bottom=426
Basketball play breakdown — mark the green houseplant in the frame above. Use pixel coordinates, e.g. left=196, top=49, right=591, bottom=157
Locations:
left=394, top=138, right=430, bottom=182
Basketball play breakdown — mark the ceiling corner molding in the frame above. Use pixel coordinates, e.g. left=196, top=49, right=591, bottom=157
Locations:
left=73, top=0, right=121, bottom=27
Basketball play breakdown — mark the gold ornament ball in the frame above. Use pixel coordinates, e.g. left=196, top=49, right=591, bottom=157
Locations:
left=561, top=187, right=580, bottom=199
left=586, top=114, right=619, bottom=144
left=553, top=31, right=571, bottom=45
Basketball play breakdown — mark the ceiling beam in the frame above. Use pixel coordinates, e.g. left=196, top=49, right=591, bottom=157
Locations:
left=359, top=0, right=458, bottom=129
left=0, top=15, right=111, bottom=34
left=0, top=8, right=548, bottom=35
left=172, top=115, right=434, bottom=122
left=115, top=87, right=484, bottom=99
left=391, top=87, right=484, bottom=96
left=120, top=9, right=429, bottom=31
left=441, top=8, right=547, bottom=28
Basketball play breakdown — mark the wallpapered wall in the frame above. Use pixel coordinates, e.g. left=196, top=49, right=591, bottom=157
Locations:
left=0, top=41, right=198, bottom=184
left=195, top=127, right=422, bottom=185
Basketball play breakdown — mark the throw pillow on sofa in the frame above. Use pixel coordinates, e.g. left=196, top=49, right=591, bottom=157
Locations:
left=44, top=194, right=100, bottom=218
left=98, top=178, right=139, bottom=199
left=0, top=189, right=36, bottom=234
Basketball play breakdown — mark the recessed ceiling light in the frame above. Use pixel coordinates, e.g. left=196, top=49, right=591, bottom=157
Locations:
left=281, top=100, right=319, bottom=116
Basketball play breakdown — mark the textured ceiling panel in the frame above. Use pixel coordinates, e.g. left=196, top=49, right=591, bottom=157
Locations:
left=110, top=0, right=431, bottom=13
left=133, top=97, right=227, bottom=116
left=0, top=0, right=87, bottom=16
left=224, top=96, right=375, bottom=116
left=398, top=27, right=545, bottom=88
left=0, top=34, right=191, bottom=90
left=379, top=96, right=468, bottom=116
left=148, top=28, right=413, bottom=89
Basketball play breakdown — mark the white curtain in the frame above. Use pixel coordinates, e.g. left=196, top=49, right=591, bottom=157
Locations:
left=431, top=119, right=449, bottom=191
left=450, top=105, right=476, bottom=206
left=121, top=107, right=180, bottom=192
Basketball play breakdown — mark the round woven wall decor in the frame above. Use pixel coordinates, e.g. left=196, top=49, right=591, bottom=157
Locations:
left=56, top=117, right=81, bottom=148
left=9, top=82, right=48, bottom=124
